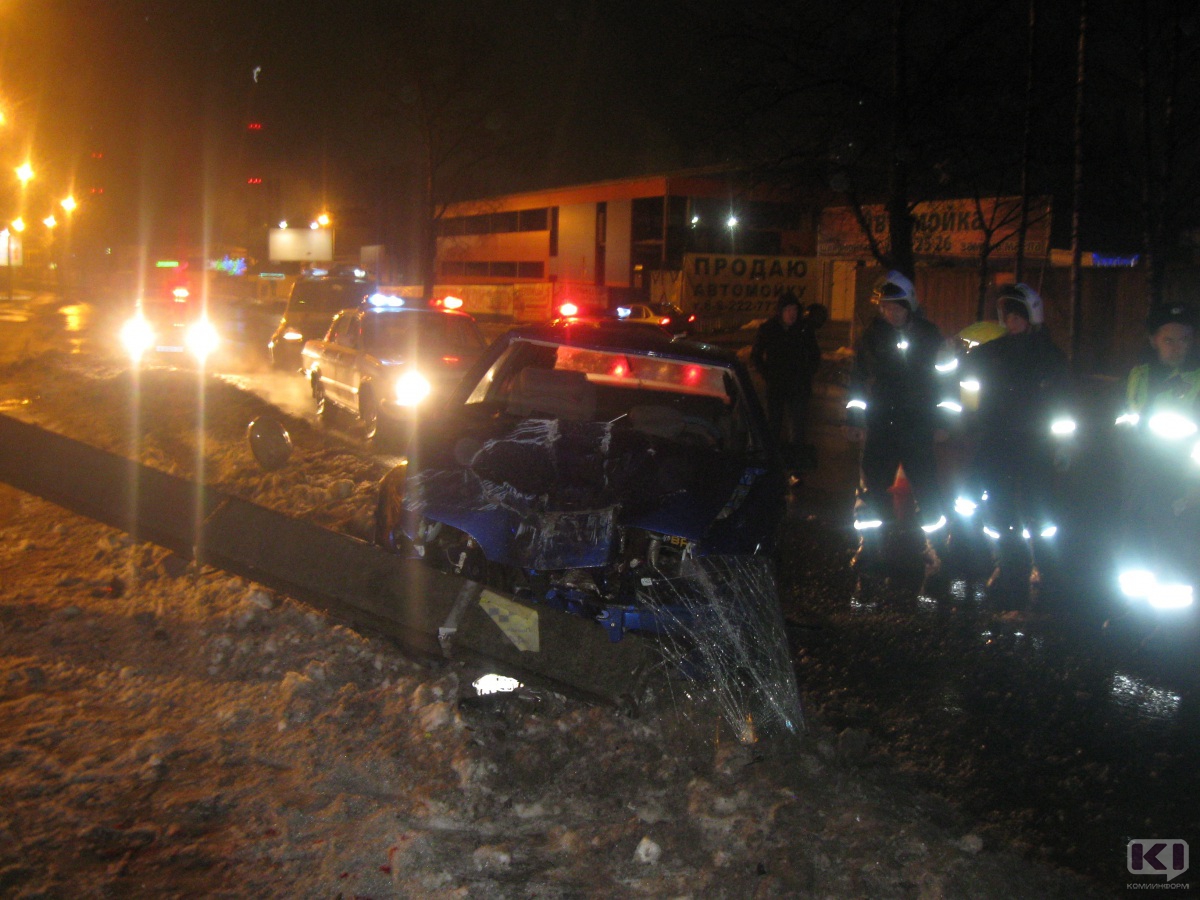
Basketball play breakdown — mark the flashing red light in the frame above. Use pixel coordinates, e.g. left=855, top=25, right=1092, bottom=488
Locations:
left=441, top=295, right=464, bottom=310
left=559, top=302, right=579, bottom=317
left=683, top=365, right=703, bottom=386
left=609, top=356, right=631, bottom=378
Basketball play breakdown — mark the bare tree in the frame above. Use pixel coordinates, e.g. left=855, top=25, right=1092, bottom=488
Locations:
left=360, top=2, right=530, bottom=299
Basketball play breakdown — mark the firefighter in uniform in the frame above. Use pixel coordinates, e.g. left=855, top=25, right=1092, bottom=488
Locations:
left=844, top=271, right=957, bottom=581
left=1114, top=302, right=1200, bottom=608
left=956, top=283, right=1074, bottom=603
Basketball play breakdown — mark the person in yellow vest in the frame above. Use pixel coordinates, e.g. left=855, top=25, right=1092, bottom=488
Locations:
left=1114, top=302, right=1200, bottom=611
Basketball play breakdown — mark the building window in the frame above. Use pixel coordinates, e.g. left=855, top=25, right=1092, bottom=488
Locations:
left=490, top=261, right=517, bottom=277
left=463, top=215, right=490, bottom=236
left=491, top=211, right=519, bottom=233
left=549, top=207, right=559, bottom=257
left=518, top=208, right=549, bottom=231
left=441, top=261, right=466, bottom=277
left=464, top=261, right=490, bottom=277
left=517, top=261, right=544, bottom=278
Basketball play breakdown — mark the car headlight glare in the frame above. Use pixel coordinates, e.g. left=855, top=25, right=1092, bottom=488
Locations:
left=394, top=370, right=432, bottom=406
left=1148, top=411, right=1198, bottom=440
left=120, top=315, right=155, bottom=359
left=185, top=319, right=220, bottom=360
left=1050, top=417, right=1077, bottom=437
left=1120, top=568, right=1195, bottom=609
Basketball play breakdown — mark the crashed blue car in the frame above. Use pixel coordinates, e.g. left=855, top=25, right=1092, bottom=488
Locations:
left=374, top=319, right=786, bottom=641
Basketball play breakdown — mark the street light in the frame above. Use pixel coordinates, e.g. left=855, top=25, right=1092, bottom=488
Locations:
left=15, top=163, right=32, bottom=185
left=60, top=196, right=76, bottom=213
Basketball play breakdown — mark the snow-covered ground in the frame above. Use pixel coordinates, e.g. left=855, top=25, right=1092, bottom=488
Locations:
left=0, top=354, right=1106, bottom=897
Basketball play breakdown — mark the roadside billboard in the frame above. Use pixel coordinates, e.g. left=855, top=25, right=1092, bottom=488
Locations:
left=269, top=228, right=333, bottom=262
left=681, top=253, right=821, bottom=317
left=818, top=196, right=1052, bottom=260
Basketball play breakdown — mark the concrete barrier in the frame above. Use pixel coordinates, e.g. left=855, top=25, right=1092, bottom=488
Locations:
left=0, top=413, right=652, bottom=701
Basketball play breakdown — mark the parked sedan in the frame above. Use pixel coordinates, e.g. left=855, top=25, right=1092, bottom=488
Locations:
left=374, top=318, right=786, bottom=641
left=614, top=302, right=696, bottom=336
left=301, top=296, right=487, bottom=445
left=270, top=272, right=376, bottom=371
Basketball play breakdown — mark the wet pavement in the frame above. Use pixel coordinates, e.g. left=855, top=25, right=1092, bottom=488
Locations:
left=779, top=381, right=1199, bottom=893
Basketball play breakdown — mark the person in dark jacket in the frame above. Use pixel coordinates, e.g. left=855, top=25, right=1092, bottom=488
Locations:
left=844, top=270, right=956, bottom=576
left=752, top=290, right=822, bottom=471
left=957, top=283, right=1074, bottom=602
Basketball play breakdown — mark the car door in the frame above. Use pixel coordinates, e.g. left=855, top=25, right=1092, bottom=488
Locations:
left=324, top=312, right=360, bottom=408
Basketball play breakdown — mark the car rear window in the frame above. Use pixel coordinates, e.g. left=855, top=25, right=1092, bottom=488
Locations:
left=362, top=313, right=485, bottom=355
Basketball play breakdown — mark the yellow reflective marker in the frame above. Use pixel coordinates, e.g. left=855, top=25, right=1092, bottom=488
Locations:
left=479, top=589, right=540, bottom=652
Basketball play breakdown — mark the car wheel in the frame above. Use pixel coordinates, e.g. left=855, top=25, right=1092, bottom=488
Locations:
left=359, top=388, right=380, bottom=442
left=314, top=380, right=337, bottom=425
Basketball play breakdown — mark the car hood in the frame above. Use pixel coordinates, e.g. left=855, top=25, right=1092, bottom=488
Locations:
left=401, top=417, right=754, bottom=570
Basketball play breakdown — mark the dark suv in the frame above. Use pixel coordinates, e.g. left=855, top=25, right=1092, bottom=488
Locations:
left=268, top=274, right=376, bottom=370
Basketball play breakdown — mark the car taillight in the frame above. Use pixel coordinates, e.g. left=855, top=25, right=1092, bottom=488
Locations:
left=659, top=317, right=670, bottom=326
left=687, top=314, right=696, bottom=323
left=609, top=356, right=631, bottom=377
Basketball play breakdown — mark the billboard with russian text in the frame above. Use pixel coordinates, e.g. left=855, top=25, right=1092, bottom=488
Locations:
left=818, top=197, right=1052, bottom=260
left=682, top=254, right=820, bottom=316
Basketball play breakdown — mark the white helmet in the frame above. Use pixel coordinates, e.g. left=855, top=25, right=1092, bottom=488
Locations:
left=872, top=270, right=917, bottom=312
left=997, top=283, right=1044, bottom=326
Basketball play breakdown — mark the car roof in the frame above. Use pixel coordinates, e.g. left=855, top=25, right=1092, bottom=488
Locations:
left=500, top=319, right=734, bottom=366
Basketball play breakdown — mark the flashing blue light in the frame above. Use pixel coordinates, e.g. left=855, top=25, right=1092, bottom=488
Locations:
left=616, top=306, right=632, bottom=319
left=368, top=292, right=405, bottom=308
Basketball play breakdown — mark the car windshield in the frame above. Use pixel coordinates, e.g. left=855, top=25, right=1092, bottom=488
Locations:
left=465, top=338, right=755, bottom=453
left=362, top=313, right=484, bottom=356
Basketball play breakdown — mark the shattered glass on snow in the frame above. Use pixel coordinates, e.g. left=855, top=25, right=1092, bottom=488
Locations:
left=637, top=555, right=804, bottom=742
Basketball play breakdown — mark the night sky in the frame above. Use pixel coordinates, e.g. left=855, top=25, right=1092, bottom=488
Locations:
left=3, top=2, right=1195, bottom=257
left=1, top=1, right=726, bottom=251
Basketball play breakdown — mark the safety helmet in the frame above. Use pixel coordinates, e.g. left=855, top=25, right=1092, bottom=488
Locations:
left=872, top=271, right=917, bottom=312
left=996, top=283, right=1044, bottom=326
left=1146, top=302, right=1197, bottom=334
